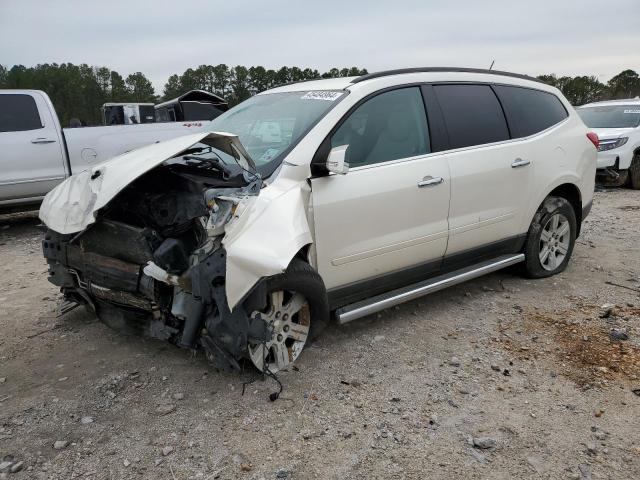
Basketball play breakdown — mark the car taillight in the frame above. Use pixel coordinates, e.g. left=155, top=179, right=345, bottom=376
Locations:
left=586, top=132, right=599, bottom=149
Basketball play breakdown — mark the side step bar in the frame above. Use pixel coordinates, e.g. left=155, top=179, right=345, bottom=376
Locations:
left=335, top=253, right=525, bottom=324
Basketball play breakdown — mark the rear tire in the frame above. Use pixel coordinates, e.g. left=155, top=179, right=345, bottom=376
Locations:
left=522, top=196, right=577, bottom=278
left=628, top=154, right=640, bottom=190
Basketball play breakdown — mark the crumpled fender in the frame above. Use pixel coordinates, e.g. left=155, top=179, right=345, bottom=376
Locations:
left=223, top=176, right=312, bottom=309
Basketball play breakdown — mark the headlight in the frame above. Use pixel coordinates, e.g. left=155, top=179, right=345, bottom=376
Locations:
left=598, top=137, right=628, bottom=152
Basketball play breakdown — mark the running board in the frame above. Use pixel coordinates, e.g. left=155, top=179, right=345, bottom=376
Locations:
left=335, top=253, right=525, bottom=324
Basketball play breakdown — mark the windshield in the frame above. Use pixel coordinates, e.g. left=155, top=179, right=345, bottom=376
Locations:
left=207, top=90, right=346, bottom=176
left=577, top=105, right=640, bottom=129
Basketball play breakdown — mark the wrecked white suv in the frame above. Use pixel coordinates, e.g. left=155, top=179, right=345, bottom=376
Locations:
left=40, top=68, right=597, bottom=373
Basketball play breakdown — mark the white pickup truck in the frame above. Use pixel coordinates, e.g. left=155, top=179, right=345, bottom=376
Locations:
left=0, top=90, right=212, bottom=212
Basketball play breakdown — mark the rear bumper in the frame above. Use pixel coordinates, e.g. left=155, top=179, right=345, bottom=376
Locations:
left=596, top=148, right=634, bottom=172
left=596, top=151, right=618, bottom=169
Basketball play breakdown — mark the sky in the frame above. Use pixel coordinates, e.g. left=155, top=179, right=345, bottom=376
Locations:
left=1, top=0, right=639, bottom=94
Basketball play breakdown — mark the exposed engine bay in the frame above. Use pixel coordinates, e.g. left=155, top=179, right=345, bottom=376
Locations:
left=42, top=136, right=280, bottom=371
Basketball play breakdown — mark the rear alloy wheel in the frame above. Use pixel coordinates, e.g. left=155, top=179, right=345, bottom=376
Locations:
left=538, top=213, right=571, bottom=271
left=522, top=196, right=577, bottom=278
left=249, top=290, right=311, bottom=373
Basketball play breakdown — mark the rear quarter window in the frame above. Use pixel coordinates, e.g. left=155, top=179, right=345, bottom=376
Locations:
left=0, top=94, right=43, bottom=133
left=433, top=84, right=510, bottom=149
left=493, top=86, right=568, bottom=138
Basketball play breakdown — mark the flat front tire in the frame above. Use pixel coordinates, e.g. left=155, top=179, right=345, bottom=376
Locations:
left=248, top=259, right=329, bottom=373
left=522, top=196, right=577, bottom=278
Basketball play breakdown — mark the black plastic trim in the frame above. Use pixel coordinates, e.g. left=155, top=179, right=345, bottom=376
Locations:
left=420, top=84, right=450, bottom=152
left=441, top=234, right=526, bottom=272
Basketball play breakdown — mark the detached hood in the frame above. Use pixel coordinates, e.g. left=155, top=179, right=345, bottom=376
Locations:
left=40, top=132, right=256, bottom=234
left=592, top=127, right=634, bottom=140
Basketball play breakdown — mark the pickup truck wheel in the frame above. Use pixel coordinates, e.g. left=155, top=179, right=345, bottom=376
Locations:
left=628, top=154, right=640, bottom=190
left=522, top=196, right=576, bottom=278
left=248, top=259, right=329, bottom=373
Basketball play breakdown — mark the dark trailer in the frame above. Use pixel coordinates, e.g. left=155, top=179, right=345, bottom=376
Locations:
left=155, top=90, right=229, bottom=122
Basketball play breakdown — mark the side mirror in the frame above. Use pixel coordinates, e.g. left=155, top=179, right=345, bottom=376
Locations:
left=326, top=145, right=350, bottom=175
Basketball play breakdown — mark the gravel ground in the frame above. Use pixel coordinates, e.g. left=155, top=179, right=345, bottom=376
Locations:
left=0, top=189, right=639, bottom=480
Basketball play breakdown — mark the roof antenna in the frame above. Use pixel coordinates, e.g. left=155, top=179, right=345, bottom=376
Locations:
left=489, top=60, right=495, bottom=70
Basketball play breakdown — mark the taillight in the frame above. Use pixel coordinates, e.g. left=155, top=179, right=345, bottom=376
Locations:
left=586, top=132, right=599, bottom=149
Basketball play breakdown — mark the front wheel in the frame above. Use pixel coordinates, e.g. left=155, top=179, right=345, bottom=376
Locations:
left=522, top=196, right=577, bottom=278
left=248, top=259, right=329, bottom=373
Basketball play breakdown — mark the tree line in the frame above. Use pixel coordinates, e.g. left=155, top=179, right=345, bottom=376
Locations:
left=537, top=70, right=640, bottom=106
left=1, top=63, right=638, bottom=127
left=0, top=63, right=367, bottom=126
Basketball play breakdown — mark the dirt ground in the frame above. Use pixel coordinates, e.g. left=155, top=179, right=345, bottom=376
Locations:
left=1, top=189, right=639, bottom=480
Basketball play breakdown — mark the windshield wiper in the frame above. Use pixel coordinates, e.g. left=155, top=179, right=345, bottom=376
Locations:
left=182, top=155, right=234, bottom=178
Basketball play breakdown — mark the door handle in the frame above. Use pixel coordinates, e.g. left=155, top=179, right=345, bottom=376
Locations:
left=418, top=176, right=444, bottom=187
left=511, top=158, right=530, bottom=168
left=31, top=138, right=56, bottom=144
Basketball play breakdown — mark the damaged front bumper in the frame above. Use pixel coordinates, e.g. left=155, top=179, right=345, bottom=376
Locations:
left=42, top=199, right=270, bottom=370
left=39, top=132, right=314, bottom=370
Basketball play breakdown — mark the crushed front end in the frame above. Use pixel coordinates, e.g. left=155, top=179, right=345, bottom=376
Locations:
left=41, top=134, right=273, bottom=370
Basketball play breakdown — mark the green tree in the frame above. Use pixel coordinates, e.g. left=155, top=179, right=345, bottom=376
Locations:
left=110, top=71, right=129, bottom=101
left=322, top=68, right=341, bottom=78
left=163, top=74, right=182, bottom=100
left=537, top=74, right=559, bottom=87
left=275, top=66, right=291, bottom=85
left=563, top=76, right=606, bottom=105
left=607, top=69, right=640, bottom=99
left=538, top=73, right=606, bottom=105
left=229, top=65, right=251, bottom=105
left=248, top=66, right=269, bottom=94
left=178, top=68, right=200, bottom=93
left=212, top=64, right=230, bottom=97
left=126, top=72, right=156, bottom=102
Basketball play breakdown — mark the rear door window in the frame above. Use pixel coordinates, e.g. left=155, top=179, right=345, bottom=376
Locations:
left=331, top=87, right=430, bottom=167
left=433, top=84, right=509, bottom=149
left=493, top=86, right=568, bottom=137
left=0, top=94, right=43, bottom=132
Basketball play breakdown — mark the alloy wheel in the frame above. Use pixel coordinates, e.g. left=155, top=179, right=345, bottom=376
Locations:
left=249, top=290, right=311, bottom=373
left=539, top=213, right=571, bottom=271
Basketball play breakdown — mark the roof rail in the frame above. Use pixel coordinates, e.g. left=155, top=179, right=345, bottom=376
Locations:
left=350, top=67, right=544, bottom=85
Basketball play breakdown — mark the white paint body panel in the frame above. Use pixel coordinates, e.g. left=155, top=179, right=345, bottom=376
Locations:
left=443, top=139, right=533, bottom=255
left=223, top=167, right=312, bottom=307
left=0, top=90, right=68, bottom=204
left=62, top=121, right=212, bottom=173
left=311, top=155, right=450, bottom=290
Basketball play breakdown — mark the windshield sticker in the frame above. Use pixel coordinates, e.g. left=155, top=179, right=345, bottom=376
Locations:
left=301, top=91, right=343, bottom=101
left=258, top=148, right=281, bottom=163
left=623, top=109, right=640, bottom=114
